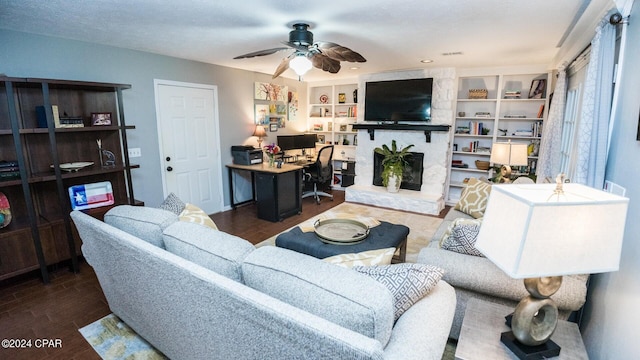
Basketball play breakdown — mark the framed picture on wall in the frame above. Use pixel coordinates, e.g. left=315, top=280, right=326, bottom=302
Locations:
left=255, top=104, right=270, bottom=125
left=528, top=79, right=546, bottom=99
left=269, top=122, right=278, bottom=132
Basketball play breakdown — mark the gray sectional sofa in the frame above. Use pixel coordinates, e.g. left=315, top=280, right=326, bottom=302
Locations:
left=71, top=205, right=456, bottom=360
left=417, top=207, right=589, bottom=339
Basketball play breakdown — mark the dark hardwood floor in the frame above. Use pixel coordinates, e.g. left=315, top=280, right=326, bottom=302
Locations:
left=0, top=191, right=345, bottom=359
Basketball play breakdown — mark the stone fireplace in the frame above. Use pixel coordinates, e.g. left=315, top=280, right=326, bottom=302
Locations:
left=345, top=68, right=455, bottom=215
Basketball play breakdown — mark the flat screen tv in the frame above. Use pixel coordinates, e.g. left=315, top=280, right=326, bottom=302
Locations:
left=364, top=78, right=433, bottom=122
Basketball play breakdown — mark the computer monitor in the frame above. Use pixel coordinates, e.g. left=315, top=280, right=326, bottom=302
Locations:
left=298, top=133, right=317, bottom=149
left=277, top=135, right=297, bottom=151
left=277, top=134, right=316, bottom=151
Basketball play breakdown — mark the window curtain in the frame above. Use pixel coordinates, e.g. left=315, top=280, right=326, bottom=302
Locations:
left=536, top=67, right=567, bottom=183
left=573, top=17, right=616, bottom=188
left=608, top=0, right=633, bottom=154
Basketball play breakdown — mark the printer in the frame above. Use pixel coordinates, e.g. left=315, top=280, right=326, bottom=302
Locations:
left=231, top=145, right=263, bottom=165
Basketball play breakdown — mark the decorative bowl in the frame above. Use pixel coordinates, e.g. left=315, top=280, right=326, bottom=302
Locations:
left=475, top=160, right=490, bottom=170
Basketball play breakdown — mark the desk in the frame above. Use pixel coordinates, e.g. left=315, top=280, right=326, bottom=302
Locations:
left=227, top=163, right=303, bottom=222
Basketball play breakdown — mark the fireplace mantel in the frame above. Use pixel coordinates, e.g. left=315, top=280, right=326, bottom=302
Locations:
left=352, top=123, right=451, bottom=142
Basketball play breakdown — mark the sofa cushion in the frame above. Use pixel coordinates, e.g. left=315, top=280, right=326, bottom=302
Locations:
left=159, top=192, right=186, bottom=215
left=454, top=178, right=492, bottom=218
left=104, top=205, right=178, bottom=248
left=242, top=246, right=394, bottom=346
left=322, top=247, right=395, bottom=268
left=162, top=221, right=254, bottom=282
left=179, top=203, right=218, bottom=230
left=353, top=264, right=444, bottom=321
left=417, top=247, right=588, bottom=311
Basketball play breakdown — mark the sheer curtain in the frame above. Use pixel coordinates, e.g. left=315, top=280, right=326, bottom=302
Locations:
left=573, top=18, right=616, bottom=188
left=536, top=66, right=567, bottom=183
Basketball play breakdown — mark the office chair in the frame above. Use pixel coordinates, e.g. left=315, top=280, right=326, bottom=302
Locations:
left=302, top=145, right=334, bottom=204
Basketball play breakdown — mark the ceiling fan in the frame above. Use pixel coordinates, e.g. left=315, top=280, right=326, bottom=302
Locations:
left=233, top=23, right=366, bottom=78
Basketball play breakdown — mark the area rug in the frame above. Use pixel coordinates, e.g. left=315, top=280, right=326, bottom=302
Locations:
left=258, top=202, right=443, bottom=263
left=79, top=314, right=167, bottom=359
left=80, top=312, right=455, bottom=360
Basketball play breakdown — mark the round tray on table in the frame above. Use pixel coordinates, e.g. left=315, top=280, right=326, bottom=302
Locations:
left=313, top=218, right=370, bottom=245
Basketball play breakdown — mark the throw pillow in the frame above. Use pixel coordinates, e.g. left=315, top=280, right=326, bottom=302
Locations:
left=179, top=203, right=218, bottom=230
left=159, top=192, right=186, bottom=215
left=353, top=263, right=444, bottom=321
left=441, top=221, right=485, bottom=257
left=322, top=247, right=396, bottom=268
left=439, top=217, right=484, bottom=247
left=454, top=177, right=492, bottom=218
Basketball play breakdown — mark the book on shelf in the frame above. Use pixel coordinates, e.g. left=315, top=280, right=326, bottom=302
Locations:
left=0, top=160, right=19, bottom=169
left=36, top=105, right=61, bottom=128
left=504, top=90, right=521, bottom=99
left=537, top=104, right=545, bottom=118
left=0, top=171, right=20, bottom=180
left=468, top=121, right=484, bottom=135
left=514, top=130, right=534, bottom=137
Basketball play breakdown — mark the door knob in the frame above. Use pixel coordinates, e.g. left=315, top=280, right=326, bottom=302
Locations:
left=166, top=156, right=171, bottom=161
left=166, top=166, right=173, bottom=172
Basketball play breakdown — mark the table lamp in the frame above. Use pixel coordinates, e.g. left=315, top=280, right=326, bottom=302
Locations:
left=253, top=125, right=267, bottom=149
left=490, top=141, right=528, bottom=183
left=475, top=177, right=629, bottom=359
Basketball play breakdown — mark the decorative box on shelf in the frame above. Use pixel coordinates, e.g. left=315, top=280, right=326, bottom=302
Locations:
left=468, top=89, right=488, bottom=99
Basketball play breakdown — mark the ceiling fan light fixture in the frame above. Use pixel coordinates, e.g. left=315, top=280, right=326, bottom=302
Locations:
left=289, top=53, right=312, bottom=76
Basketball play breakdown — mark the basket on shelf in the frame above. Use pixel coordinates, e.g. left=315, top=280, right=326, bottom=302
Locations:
left=468, top=89, right=488, bottom=99
left=475, top=160, right=490, bottom=170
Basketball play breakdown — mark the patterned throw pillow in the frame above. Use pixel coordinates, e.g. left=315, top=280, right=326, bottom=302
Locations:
left=439, top=217, right=484, bottom=247
left=159, top=193, right=186, bottom=215
left=179, top=203, right=218, bottom=230
left=322, top=248, right=396, bottom=268
left=454, top=178, right=492, bottom=218
left=441, top=221, right=485, bottom=257
left=353, top=263, right=444, bottom=321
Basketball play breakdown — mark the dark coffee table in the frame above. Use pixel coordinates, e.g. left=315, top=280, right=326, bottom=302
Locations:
left=275, top=221, right=409, bottom=263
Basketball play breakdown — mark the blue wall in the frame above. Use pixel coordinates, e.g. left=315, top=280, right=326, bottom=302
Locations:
left=0, top=29, right=305, bottom=208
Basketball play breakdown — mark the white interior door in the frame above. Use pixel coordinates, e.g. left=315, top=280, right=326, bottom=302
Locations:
left=155, top=80, right=223, bottom=214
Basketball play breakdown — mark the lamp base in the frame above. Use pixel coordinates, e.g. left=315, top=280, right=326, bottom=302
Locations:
left=501, top=331, right=560, bottom=360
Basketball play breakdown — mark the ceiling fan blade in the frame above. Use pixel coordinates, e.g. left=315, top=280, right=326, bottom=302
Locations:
left=310, top=53, right=341, bottom=74
left=315, top=42, right=366, bottom=63
left=272, top=53, right=294, bottom=79
left=233, top=47, right=289, bottom=59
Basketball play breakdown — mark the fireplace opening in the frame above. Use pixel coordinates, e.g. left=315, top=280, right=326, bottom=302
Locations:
left=373, top=152, right=424, bottom=191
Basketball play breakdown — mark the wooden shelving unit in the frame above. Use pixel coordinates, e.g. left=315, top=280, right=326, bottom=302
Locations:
left=0, top=77, right=138, bottom=282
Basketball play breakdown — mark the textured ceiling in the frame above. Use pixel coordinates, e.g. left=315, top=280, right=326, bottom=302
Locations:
left=0, top=0, right=613, bottom=81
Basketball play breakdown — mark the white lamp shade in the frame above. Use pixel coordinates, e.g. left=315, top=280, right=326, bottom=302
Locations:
left=289, top=55, right=312, bottom=76
left=490, top=142, right=528, bottom=166
left=475, top=183, right=628, bottom=278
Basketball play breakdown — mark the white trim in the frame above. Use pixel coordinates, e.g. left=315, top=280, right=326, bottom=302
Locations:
left=153, top=79, right=224, bottom=212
